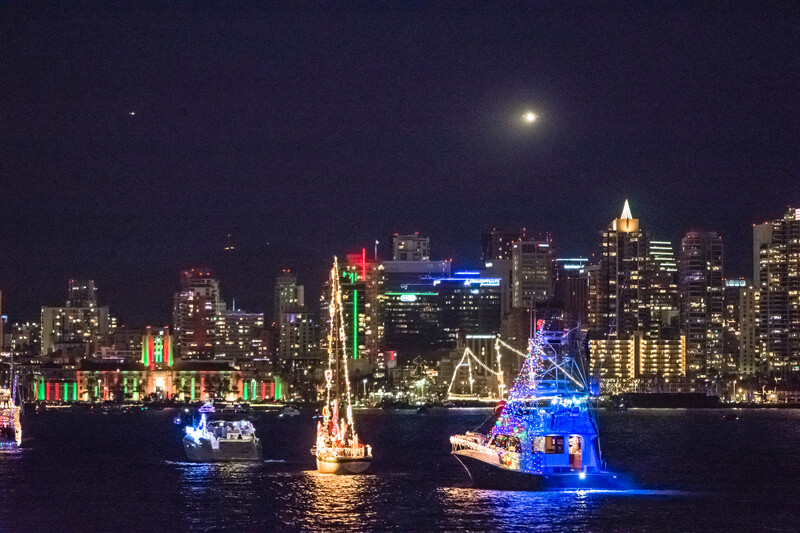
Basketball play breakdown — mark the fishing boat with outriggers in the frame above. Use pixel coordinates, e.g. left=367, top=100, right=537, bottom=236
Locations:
left=182, top=401, right=262, bottom=462
left=0, top=368, right=22, bottom=448
left=450, top=318, right=625, bottom=491
left=311, top=257, right=372, bottom=474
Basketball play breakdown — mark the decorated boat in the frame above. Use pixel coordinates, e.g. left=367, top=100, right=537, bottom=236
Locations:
left=0, top=369, right=22, bottom=448
left=183, top=401, right=262, bottom=462
left=450, top=319, right=625, bottom=491
left=311, top=257, right=372, bottom=474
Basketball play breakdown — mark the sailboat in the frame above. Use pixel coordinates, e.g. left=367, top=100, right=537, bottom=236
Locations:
left=0, top=367, right=22, bottom=448
left=311, top=257, right=372, bottom=474
left=450, top=318, right=625, bottom=490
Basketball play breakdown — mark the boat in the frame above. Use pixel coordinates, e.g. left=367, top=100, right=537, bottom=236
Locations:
left=0, top=371, right=22, bottom=448
left=450, top=318, right=626, bottom=491
left=278, top=406, right=301, bottom=418
left=311, top=257, right=372, bottom=474
left=182, top=401, right=262, bottom=462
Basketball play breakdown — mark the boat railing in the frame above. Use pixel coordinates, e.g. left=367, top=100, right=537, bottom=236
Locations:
left=450, top=434, right=492, bottom=454
left=318, top=444, right=372, bottom=458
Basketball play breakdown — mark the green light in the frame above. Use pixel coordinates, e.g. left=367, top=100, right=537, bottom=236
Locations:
left=191, top=377, right=195, bottom=400
left=124, top=377, right=128, bottom=397
left=243, top=381, right=248, bottom=401
left=353, top=289, right=358, bottom=359
left=38, top=378, right=45, bottom=401
left=275, top=377, right=282, bottom=400
left=142, top=341, right=147, bottom=366
left=73, top=382, right=77, bottom=401
left=64, top=383, right=68, bottom=402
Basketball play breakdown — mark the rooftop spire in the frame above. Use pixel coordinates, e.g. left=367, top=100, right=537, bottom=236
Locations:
left=620, top=199, right=633, bottom=220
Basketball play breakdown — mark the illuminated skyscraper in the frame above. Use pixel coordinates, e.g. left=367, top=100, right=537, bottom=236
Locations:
left=554, top=258, right=589, bottom=325
left=172, top=269, right=223, bottom=360
left=392, top=233, right=429, bottom=261
left=511, top=235, right=554, bottom=308
left=41, top=280, right=110, bottom=355
left=339, top=251, right=383, bottom=361
left=590, top=200, right=648, bottom=336
left=482, top=228, right=525, bottom=262
left=588, top=201, right=685, bottom=384
left=755, top=207, right=800, bottom=374
left=679, top=231, right=725, bottom=378
left=274, top=270, right=304, bottom=323
left=220, top=309, right=264, bottom=360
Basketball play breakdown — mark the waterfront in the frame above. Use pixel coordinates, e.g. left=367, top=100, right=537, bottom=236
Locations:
left=0, top=408, right=798, bottom=531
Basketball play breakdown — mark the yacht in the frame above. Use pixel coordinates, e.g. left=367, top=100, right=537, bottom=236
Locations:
left=183, top=405, right=262, bottom=462
left=450, top=319, right=625, bottom=490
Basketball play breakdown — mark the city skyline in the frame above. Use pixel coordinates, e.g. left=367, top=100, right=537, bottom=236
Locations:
left=0, top=198, right=794, bottom=326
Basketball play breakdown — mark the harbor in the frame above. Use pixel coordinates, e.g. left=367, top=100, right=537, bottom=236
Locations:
left=1, top=406, right=799, bottom=531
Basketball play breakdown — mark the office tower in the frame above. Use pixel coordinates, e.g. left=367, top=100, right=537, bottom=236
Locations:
left=67, top=279, right=98, bottom=307
left=679, top=231, right=724, bottom=378
left=274, top=270, right=304, bottom=323
left=590, top=200, right=648, bottom=336
left=647, top=240, right=680, bottom=331
left=755, top=207, right=800, bottom=374
left=722, top=279, right=761, bottom=375
left=554, top=258, right=589, bottom=325
left=338, top=251, right=383, bottom=361
left=588, top=201, right=685, bottom=384
left=392, top=233, right=429, bottom=261
left=40, top=280, right=111, bottom=355
left=220, top=310, right=264, bottom=360
left=172, top=269, right=223, bottom=360
left=482, top=228, right=526, bottom=262
left=278, top=309, right=317, bottom=361
left=511, top=235, right=554, bottom=308
left=382, top=271, right=501, bottom=354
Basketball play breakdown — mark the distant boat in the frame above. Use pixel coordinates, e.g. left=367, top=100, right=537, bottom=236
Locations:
left=450, top=319, right=626, bottom=491
left=311, top=257, right=372, bottom=475
left=183, top=401, right=262, bottom=462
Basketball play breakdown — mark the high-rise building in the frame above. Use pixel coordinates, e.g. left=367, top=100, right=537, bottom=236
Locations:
left=392, top=233, right=429, bottom=261
left=755, top=207, right=800, bottom=374
left=679, top=231, right=724, bottom=378
left=646, top=240, right=680, bottom=332
left=482, top=228, right=526, bottom=262
left=590, top=200, right=648, bottom=337
left=220, top=310, right=264, bottom=360
left=511, top=235, right=554, bottom=308
left=41, top=280, right=110, bottom=355
left=554, top=258, right=589, bottom=325
left=172, top=269, right=223, bottom=360
left=67, top=279, right=98, bottom=307
left=588, top=201, right=685, bottom=385
left=274, top=270, right=304, bottom=323
left=278, top=309, right=317, bottom=361
left=382, top=272, right=501, bottom=354
left=339, top=251, right=383, bottom=361
left=722, top=279, right=761, bottom=375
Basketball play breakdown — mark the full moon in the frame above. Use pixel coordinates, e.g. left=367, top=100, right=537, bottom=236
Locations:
left=523, top=111, right=537, bottom=123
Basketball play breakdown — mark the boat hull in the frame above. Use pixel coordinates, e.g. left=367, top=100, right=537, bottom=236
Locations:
left=183, top=436, right=262, bottom=462
left=316, top=455, right=372, bottom=475
left=453, top=451, right=625, bottom=491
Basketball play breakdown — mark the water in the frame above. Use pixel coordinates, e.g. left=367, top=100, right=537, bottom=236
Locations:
left=1, top=408, right=799, bottom=532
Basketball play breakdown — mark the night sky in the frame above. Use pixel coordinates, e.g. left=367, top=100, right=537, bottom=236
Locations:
left=2, top=2, right=799, bottom=325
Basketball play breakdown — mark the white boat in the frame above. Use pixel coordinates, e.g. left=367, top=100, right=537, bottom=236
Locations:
left=183, top=412, right=262, bottom=462
left=450, top=318, right=626, bottom=491
left=311, top=257, right=372, bottom=474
